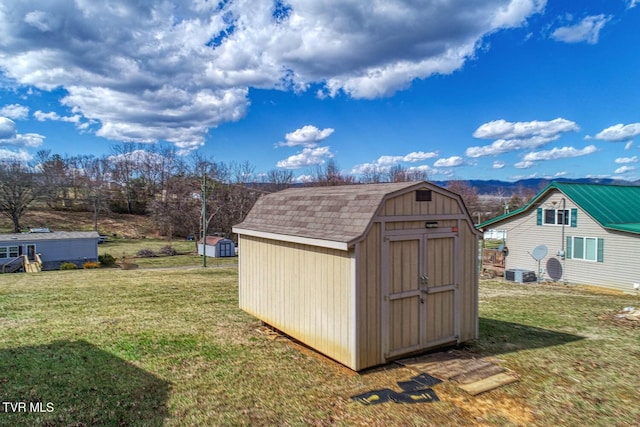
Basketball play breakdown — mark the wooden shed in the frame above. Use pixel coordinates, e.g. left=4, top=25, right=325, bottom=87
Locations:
left=232, top=181, right=480, bottom=371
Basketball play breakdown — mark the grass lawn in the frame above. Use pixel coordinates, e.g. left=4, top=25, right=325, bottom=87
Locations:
left=0, top=268, right=638, bottom=426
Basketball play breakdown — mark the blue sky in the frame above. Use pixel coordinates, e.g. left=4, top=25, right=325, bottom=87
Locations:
left=1, top=0, right=640, bottom=182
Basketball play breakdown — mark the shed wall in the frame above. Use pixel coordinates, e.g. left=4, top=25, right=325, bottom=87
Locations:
left=238, top=235, right=356, bottom=368
left=353, top=190, right=478, bottom=368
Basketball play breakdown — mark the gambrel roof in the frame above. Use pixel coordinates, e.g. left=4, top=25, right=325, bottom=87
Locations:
left=233, top=181, right=471, bottom=250
left=478, top=182, right=640, bottom=234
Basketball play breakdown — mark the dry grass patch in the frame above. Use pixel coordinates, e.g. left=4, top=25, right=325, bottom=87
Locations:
left=0, top=271, right=638, bottom=426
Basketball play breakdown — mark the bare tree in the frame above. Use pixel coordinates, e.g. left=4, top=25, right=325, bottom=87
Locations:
left=447, top=180, right=480, bottom=221
left=33, top=150, right=71, bottom=209
left=0, top=161, right=39, bottom=233
left=313, top=160, right=355, bottom=186
left=387, top=164, right=429, bottom=182
left=262, top=169, right=293, bottom=192
left=358, top=165, right=384, bottom=183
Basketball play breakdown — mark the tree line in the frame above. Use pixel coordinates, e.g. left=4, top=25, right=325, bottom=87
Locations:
left=0, top=143, right=531, bottom=237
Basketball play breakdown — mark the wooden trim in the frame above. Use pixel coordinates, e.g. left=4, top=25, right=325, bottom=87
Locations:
left=388, top=289, right=421, bottom=300
left=422, top=284, right=457, bottom=294
left=380, top=230, right=390, bottom=363
left=351, top=247, right=359, bottom=370
left=232, top=227, right=349, bottom=251
left=376, top=213, right=468, bottom=222
left=384, top=229, right=458, bottom=238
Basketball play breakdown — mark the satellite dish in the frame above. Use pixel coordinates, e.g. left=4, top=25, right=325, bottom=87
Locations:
left=531, top=245, right=548, bottom=261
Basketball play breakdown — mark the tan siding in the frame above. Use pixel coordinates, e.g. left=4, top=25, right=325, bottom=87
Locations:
left=383, top=190, right=463, bottom=217
left=356, top=222, right=382, bottom=369
left=458, top=220, right=479, bottom=341
left=238, top=235, right=355, bottom=368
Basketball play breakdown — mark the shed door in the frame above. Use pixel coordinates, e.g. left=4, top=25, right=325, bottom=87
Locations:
left=386, top=237, right=425, bottom=358
left=384, top=234, right=458, bottom=359
left=424, top=235, right=457, bottom=347
left=218, top=241, right=234, bottom=257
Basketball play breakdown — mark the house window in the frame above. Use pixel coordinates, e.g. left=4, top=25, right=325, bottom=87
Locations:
left=544, top=209, right=569, bottom=225
left=0, top=246, right=19, bottom=259
left=567, top=236, right=603, bottom=262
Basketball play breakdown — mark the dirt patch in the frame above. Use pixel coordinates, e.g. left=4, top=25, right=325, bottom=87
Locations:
left=1, top=208, right=157, bottom=237
left=599, top=307, right=640, bottom=329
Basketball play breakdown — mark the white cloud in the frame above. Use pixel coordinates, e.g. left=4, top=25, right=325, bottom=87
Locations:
left=615, top=156, right=638, bottom=164
left=551, top=15, right=611, bottom=44
left=0, top=0, right=546, bottom=152
left=276, top=125, right=334, bottom=148
left=0, top=117, right=17, bottom=139
left=34, top=110, right=82, bottom=124
left=0, top=116, right=44, bottom=148
left=628, top=0, right=640, bottom=9
left=521, top=145, right=597, bottom=161
left=514, top=160, right=534, bottom=169
left=615, top=165, right=636, bottom=174
left=0, top=148, right=32, bottom=161
left=0, top=104, right=29, bottom=120
left=625, top=141, right=634, bottom=150
left=592, top=123, right=640, bottom=142
left=276, top=146, right=333, bottom=169
left=492, top=160, right=506, bottom=169
left=351, top=150, right=439, bottom=175
left=402, top=151, right=439, bottom=162
left=433, top=156, right=464, bottom=167
left=293, top=174, right=315, bottom=183
left=466, top=118, right=580, bottom=157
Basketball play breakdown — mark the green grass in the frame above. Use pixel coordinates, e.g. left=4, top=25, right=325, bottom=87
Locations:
left=98, top=237, right=237, bottom=269
left=0, top=270, right=638, bottom=426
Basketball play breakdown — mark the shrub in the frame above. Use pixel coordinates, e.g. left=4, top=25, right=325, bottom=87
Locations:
left=60, top=262, right=77, bottom=270
left=136, top=248, right=157, bottom=258
left=159, top=245, right=177, bottom=256
left=98, top=253, right=116, bottom=267
left=83, top=261, right=100, bottom=269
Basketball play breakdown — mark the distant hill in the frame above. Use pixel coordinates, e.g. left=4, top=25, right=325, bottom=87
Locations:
left=432, top=177, right=638, bottom=195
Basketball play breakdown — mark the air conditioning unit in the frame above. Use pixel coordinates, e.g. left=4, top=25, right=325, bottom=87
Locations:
left=505, top=269, right=536, bottom=283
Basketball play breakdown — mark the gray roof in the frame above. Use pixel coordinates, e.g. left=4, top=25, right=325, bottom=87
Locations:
left=234, top=181, right=436, bottom=245
left=0, top=231, right=100, bottom=243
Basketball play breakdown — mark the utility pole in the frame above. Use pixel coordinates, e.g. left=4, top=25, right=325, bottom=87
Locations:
left=202, top=172, right=207, bottom=268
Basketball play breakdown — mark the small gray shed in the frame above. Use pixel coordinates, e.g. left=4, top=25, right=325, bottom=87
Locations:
left=0, top=231, right=100, bottom=271
left=197, top=236, right=236, bottom=258
left=233, top=181, right=480, bottom=371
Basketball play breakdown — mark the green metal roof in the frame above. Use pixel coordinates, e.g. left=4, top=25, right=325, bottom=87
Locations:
left=477, top=182, right=640, bottom=234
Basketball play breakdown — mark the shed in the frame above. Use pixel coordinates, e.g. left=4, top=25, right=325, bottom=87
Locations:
left=232, top=181, right=480, bottom=371
left=197, top=236, right=236, bottom=258
left=0, top=231, right=100, bottom=271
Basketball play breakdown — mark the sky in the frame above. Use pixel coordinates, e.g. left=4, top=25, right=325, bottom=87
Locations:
left=1, top=0, right=640, bottom=183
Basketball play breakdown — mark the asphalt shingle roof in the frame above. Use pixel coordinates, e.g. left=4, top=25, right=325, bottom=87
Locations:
left=477, top=182, right=640, bottom=234
left=234, top=182, right=425, bottom=244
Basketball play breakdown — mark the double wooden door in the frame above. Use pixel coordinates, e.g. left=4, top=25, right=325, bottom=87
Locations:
left=384, top=233, right=458, bottom=358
